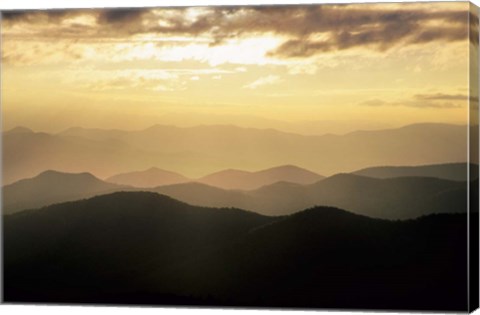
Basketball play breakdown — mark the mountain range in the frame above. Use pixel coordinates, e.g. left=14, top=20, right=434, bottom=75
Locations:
left=3, top=123, right=468, bottom=184
left=106, top=167, right=190, bottom=188
left=154, top=173, right=470, bottom=219
left=197, top=165, right=324, bottom=190
left=3, top=191, right=471, bottom=311
left=3, top=165, right=474, bottom=219
left=2, top=170, right=127, bottom=214
left=354, top=162, right=479, bottom=181
left=105, top=165, right=324, bottom=190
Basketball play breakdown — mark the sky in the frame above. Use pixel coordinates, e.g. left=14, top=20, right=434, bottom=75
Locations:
left=1, top=2, right=477, bottom=134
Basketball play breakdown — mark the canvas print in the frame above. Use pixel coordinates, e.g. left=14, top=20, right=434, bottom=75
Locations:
left=1, top=2, right=479, bottom=312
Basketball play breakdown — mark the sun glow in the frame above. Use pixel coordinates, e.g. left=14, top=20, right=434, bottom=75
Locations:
left=1, top=3, right=473, bottom=133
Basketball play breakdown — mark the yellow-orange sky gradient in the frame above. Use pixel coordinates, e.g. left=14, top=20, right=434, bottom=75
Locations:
left=1, top=2, right=477, bottom=134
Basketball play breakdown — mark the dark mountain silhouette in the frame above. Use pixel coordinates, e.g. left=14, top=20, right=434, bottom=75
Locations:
left=3, top=192, right=276, bottom=304
left=198, top=165, right=324, bottom=190
left=2, top=170, right=130, bottom=214
left=3, top=192, right=470, bottom=311
left=168, top=208, right=469, bottom=311
left=354, top=162, right=479, bottom=181
left=106, top=167, right=190, bottom=188
left=4, top=123, right=467, bottom=183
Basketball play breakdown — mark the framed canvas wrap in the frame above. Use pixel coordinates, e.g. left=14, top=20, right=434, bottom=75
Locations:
left=1, top=1, right=479, bottom=312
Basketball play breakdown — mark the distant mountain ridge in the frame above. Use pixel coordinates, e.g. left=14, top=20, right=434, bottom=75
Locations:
left=2, top=170, right=130, bottom=214
left=3, top=168, right=469, bottom=219
left=3, top=123, right=468, bottom=184
left=106, top=167, right=190, bottom=188
left=354, top=162, right=478, bottom=181
left=104, top=165, right=323, bottom=190
left=198, top=165, right=324, bottom=190
left=154, top=173, right=468, bottom=219
left=4, top=126, right=34, bottom=135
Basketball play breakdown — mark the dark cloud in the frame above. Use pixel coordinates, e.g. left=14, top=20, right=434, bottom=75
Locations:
left=410, top=27, right=468, bottom=44
left=266, top=6, right=469, bottom=57
left=2, top=9, right=86, bottom=23
left=2, top=4, right=472, bottom=57
left=267, top=39, right=331, bottom=58
left=97, top=8, right=149, bottom=24
left=2, top=11, right=31, bottom=22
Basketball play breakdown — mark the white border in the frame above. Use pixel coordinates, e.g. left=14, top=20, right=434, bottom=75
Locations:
left=0, top=1, right=479, bottom=315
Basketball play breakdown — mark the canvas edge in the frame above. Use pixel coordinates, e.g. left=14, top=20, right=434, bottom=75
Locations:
left=0, top=9, right=4, bottom=306
left=468, top=1, right=480, bottom=313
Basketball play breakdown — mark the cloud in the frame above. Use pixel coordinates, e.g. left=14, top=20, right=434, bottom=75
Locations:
left=2, top=3, right=471, bottom=60
left=414, top=93, right=468, bottom=101
left=97, top=8, right=149, bottom=25
left=2, top=9, right=78, bottom=23
left=268, top=8, right=469, bottom=57
left=243, top=75, right=282, bottom=89
left=360, top=99, right=389, bottom=107
left=74, top=68, right=187, bottom=92
left=360, top=95, right=464, bottom=109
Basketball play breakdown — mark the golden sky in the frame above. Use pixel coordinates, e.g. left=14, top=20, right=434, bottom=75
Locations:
left=1, top=2, right=477, bottom=134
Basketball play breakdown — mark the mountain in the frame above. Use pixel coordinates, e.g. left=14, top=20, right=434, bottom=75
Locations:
left=4, top=123, right=467, bottom=184
left=2, top=129, right=168, bottom=185
left=169, top=208, right=469, bottom=311
left=155, top=112, right=394, bottom=135
left=353, top=162, right=479, bottom=181
left=106, top=167, right=190, bottom=188
left=290, top=173, right=469, bottom=219
left=154, top=174, right=468, bottom=219
left=4, top=126, right=34, bottom=135
left=199, top=165, right=324, bottom=190
left=3, top=192, right=470, bottom=311
left=3, top=192, right=276, bottom=304
left=154, top=182, right=251, bottom=210
left=5, top=169, right=468, bottom=219
left=2, top=170, right=130, bottom=214
left=106, top=164, right=324, bottom=190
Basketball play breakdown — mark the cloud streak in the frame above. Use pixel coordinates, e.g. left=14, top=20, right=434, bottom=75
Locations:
left=360, top=94, right=466, bottom=109
left=414, top=93, right=468, bottom=101
left=243, top=75, right=282, bottom=89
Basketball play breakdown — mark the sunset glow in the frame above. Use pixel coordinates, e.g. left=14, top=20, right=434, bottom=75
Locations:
left=1, top=2, right=475, bottom=133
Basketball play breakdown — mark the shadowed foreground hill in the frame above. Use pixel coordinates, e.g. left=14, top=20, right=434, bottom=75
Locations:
left=3, top=192, right=470, bottom=311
